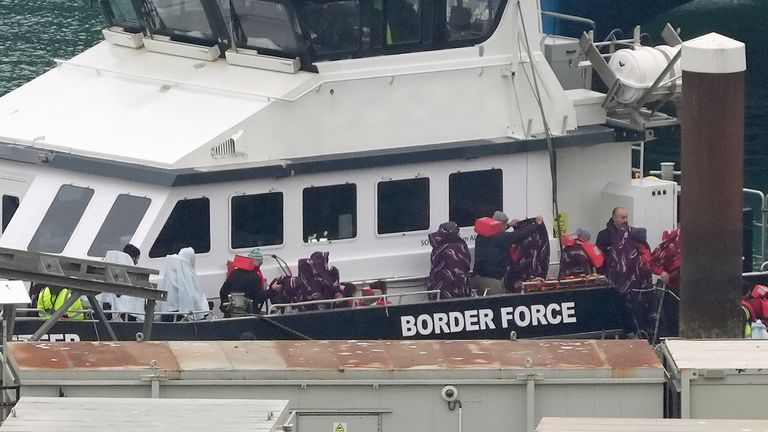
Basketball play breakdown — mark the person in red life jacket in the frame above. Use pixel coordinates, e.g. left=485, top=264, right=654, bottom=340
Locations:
left=558, top=228, right=604, bottom=278
left=596, top=207, right=629, bottom=275
left=426, top=221, right=472, bottom=299
left=333, top=282, right=362, bottom=308
left=649, top=228, right=681, bottom=337
left=370, top=280, right=392, bottom=305
left=631, top=228, right=653, bottom=276
left=742, top=284, right=768, bottom=327
left=471, top=211, right=542, bottom=296
left=504, top=217, right=550, bottom=293
left=219, top=248, right=273, bottom=316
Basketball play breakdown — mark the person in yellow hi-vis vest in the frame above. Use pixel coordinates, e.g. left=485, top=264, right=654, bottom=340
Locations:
left=37, top=286, right=87, bottom=320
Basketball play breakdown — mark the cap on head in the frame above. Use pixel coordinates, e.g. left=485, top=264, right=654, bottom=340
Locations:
left=630, top=227, right=647, bottom=243
left=248, top=248, right=264, bottom=266
left=492, top=211, right=509, bottom=224
left=574, top=227, right=591, bottom=241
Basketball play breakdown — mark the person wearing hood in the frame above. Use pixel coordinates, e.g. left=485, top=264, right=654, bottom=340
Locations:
left=596, top=207, right=629, bottom=274
left=158, top=247, right=210, bottom=321
left=471, top=211, right=542, bottom=295
left=101, top=249, right=146, bottom=321
left=427, top=221, right=472, bottom=299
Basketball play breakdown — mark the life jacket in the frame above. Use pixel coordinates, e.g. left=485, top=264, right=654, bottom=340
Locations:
left=37, top=287, right=86, bottom=320
left=226, top=255, right=267, bottom=284
left=561, top=234, right=604, bottom=269
left=474, top=217, right=505, bottom=237
left=227, top=255, right=256, bottom=277
left=581, top=240, right=604, bottom=269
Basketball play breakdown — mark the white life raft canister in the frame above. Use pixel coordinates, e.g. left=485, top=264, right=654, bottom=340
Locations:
left=608, top=45, right=682, bottom=105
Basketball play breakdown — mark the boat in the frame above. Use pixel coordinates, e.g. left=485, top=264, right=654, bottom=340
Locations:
left=0, top=0, right=691, bottom=341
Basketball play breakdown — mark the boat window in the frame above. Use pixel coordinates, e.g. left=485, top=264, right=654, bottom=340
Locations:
left=449, top=169, right=502, bottom=227
left=227, top=0, right=305, bottom=57
left=381, top=0, right=421, bottom=45
left=445, top=0, right=500, bottom=42
left=303, top=184, right=356, bottom=242
left=377, top=178, right=429, bottom=234
left=149, top=198, right=211, bottom=258
left=231, top=192, right=284, bottom=248
left=1, top=195, right=19, bottom=233
left=88, top=195, right=152, bottom=257
left=99, top=0, right=143, bottom=31
left=302, top=0, right=361, bottom=59
left=145, top=0, right=218, bottom=45
left=28, top=185, right=94, bottom=254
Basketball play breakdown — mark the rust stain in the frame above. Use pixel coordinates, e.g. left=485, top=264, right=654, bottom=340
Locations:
left=273, top=339, right=660, bottom=371
left=9, top=341, right=180, bottom=371
left=10, top=340, right=661, bottom=377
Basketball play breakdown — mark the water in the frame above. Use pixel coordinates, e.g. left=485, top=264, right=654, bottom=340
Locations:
left=0, top=0, right=766, bottom=187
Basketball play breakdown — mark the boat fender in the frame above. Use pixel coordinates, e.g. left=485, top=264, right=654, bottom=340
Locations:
left=474, top=217, right=504, bottom=237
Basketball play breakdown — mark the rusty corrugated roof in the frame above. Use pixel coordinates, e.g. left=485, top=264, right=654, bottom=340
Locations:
left=10, top=339, right=660, bottom=379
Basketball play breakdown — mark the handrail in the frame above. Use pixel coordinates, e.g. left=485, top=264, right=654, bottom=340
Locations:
left=15, top=307, right=212, bottom=322
left=540, top=11, right=595, bottom=31
left=267, top=290, right=441, bottom=315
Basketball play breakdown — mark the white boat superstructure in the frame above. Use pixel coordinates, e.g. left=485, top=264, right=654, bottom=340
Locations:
left=0, top=0, right=677, bottom=300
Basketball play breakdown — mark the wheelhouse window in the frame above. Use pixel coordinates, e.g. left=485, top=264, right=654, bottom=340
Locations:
left=149, top=198, right=210, bottom=258
left=302, top=0, right=361, bottom=59
left=446, top=0, right=502, bottom=42
left=303, top=184, right=356, bottom=242
left=28, top=185, right=94, bottom=254
left=1, top=195, right=19, bottom=233
left=382, top=0, right=421, bottom=45
left=231, top=192, right=284, bottom=248
left=377, top=178, right=429, bottom=234
left=449, top=169, right=502, bottom=227
left=88, top=195, right=152, bottom=257
left=227, top=0, right=305, bottom=58
left=146, top=0, right=218, bottom=45
left=97, top=0, right=507, bottom=64
left=99, top=0, right=143, bottom=31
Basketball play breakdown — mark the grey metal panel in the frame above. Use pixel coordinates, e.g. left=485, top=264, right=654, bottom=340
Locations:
left=0, top=125, right=618, bottom=187
left=8, top=340, right=666, bottom=432
left=664, top=339, right=768, bottom=370
left=662, top=339, right=768, bottom=419
left=0, top=397, right=289, bottom=431
left=536, top=417, right=768, bottom=432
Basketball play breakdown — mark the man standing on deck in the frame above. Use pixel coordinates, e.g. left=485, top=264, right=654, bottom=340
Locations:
left=596, top=207, right=629, bottom=274
left=471, top=211, right=542, bottom=296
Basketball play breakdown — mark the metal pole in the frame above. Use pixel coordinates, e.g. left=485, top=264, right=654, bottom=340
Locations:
left=142, top=299, right=156, bottom=341
left=86, top=294, right=117, bottom=341
left=1, top=304, right=11, bottom=420
left=679, top=33, right=746, bottom=338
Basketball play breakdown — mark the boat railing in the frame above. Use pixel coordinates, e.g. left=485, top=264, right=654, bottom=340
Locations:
left=743, top=188, right=767, bottom=266
left=267, top=290, right=441, bottom=315
left=13, top=308, right=213, bottom=323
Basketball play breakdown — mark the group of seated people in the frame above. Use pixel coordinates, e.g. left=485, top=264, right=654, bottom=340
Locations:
left=219, top=249, right=390, bottom=317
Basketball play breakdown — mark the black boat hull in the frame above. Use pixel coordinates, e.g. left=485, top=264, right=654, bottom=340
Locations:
left=13, top=286, right=627, bottom=341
